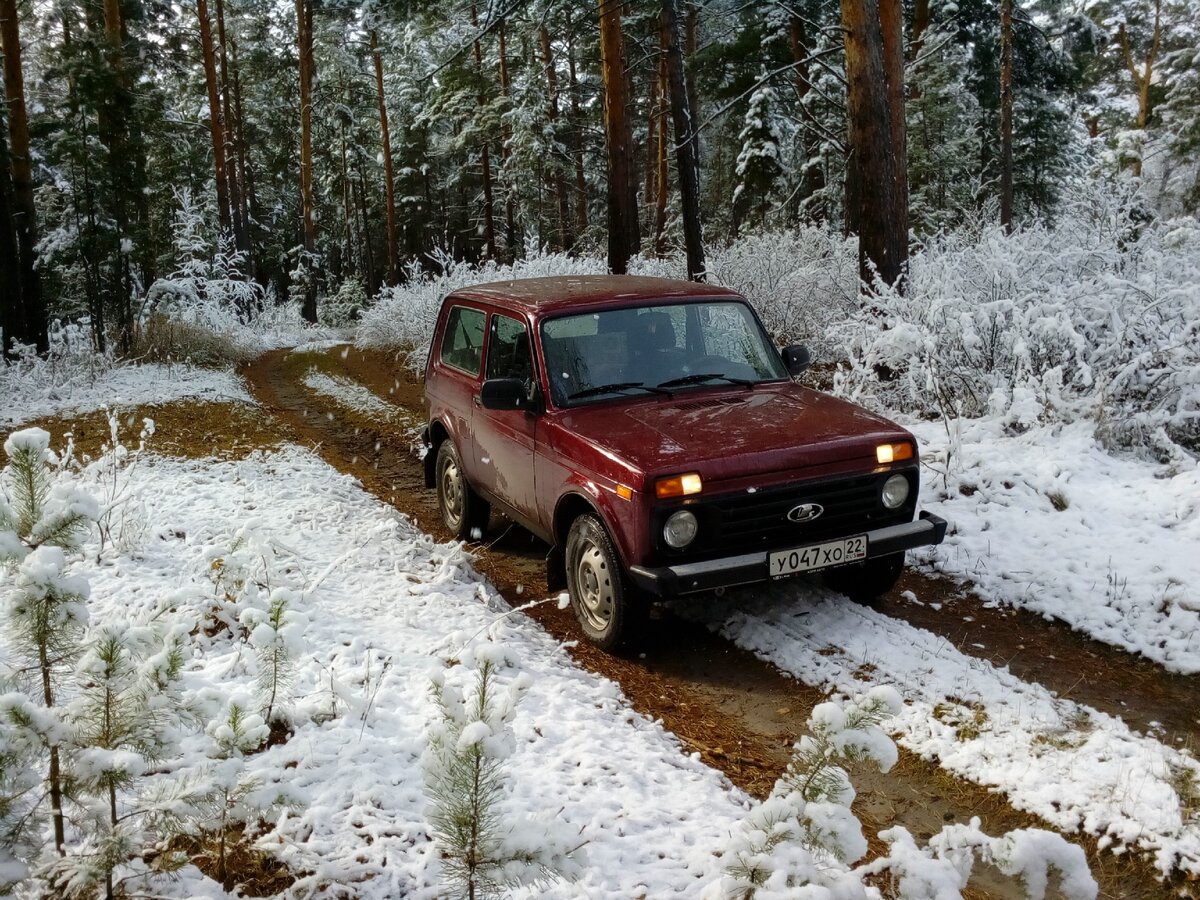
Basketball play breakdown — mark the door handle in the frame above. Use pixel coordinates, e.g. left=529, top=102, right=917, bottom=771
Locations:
left=473, top=395, right=482, bottom=408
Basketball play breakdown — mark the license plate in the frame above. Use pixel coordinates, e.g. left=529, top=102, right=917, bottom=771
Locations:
left=769, top=535, right=868, bottom=578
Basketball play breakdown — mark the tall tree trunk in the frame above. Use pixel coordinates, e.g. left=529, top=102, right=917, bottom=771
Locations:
left=0, top=99, right=26, bottom=360
left=371, top=29, right=399, bottom=284
left=683, top=2, right=699, bottom=152
left=497, top=19, right=517, bottom=258
left=566, top=28, right=588, bottom=234
left=539, top=25, right=573, bottom=251
left=229, top=33, right=257, bottom=280
left=661, top=0, right=705, bottom=280
left=101, top=0, right=136, bottom=348
left=1116, top=0, right=1161, bottom=177
left=598, top=0, right=638, bottom=273
left=197, top=0, right=231, bottom=233
left=0, top=0, right=47, bottom=353
left=999, top=0, right=1014, bottom=231
left=841, top=0, right=907, bottom=290
left=653, top=51, right=668, bottom=256
left=789, top=14, right=826, bottom=220
left=214, top=0, right=247, bottom=256
left=469, top=3, right=497, bottom=260
left=879, top=0, right=908, bottom=260
left=296, top=0, right=317, bottom=322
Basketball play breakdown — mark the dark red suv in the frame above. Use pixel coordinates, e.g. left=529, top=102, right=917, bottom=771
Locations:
left=423, top=276, right=946, bottom=650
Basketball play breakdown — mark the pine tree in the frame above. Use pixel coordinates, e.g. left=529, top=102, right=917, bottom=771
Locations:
left=0, top=428, right=98, bottom=856
left=733, top=77, right=784, bottom=234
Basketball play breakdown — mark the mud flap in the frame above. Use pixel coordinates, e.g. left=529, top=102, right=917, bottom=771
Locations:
left=545, top=545, right=566, bottom=592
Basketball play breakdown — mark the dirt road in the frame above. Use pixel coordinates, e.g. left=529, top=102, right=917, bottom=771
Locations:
left=242, top=345, right=1195, bottom=898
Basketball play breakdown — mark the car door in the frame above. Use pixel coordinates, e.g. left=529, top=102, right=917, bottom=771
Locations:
left=474, top=312, right=540, bottom=527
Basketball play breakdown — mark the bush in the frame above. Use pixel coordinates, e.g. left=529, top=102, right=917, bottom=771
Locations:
left=836, top=186, right=1200, bottom=459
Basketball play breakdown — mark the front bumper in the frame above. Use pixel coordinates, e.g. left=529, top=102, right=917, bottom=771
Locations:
left=628, top=511, right=948, bottom=598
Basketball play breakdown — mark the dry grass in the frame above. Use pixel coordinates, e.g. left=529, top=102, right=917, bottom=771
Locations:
left=131, top=315, right=256, bottom=368
left=17, top=401, right=285, bottom=461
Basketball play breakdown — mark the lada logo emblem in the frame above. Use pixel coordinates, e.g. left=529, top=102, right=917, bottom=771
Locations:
left=786, top=503, right=824, bottom=524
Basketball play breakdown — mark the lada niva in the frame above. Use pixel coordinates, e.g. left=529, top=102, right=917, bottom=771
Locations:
left=422, top=276, right=947, bottom=651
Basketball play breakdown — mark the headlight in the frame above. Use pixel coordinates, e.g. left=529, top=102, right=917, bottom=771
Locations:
left=881, top=474, right=910, bottom=510
left=663, top=510, right=698, bottom=548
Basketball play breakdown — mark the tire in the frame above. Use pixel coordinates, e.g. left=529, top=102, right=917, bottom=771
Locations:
left=435, top=440, right=489, bottom=541
left=826, top=552, right=905, bottom=605
left=565, top=514, right=646, bottom=653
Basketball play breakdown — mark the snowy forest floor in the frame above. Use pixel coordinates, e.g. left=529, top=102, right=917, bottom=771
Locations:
left=8, top=345, right=1199, bottom=898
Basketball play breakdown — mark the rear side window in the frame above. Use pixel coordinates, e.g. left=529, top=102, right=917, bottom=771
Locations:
left=440, top=306, right=486, bottom=375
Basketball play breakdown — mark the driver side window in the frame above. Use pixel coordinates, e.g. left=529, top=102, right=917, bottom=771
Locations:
left=485, top=314, right=533, bottom=384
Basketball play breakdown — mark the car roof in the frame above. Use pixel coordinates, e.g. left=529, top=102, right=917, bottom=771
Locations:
left=444, top=275, right=743, bottom=316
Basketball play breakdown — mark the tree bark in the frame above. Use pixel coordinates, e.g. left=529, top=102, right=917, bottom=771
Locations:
left=566, top=28, right=589, bottom=234
left=879, top=0, right=908, bottom=255
left=1116, top=0, right=1162, bottom=177
left=296, top=0, right=316, bottom=322
left=229, top=33, right=258, bottom=280
left=841, top=0, right=907, bottom=290
left=540, top=25, right=573, bottom=251
left=371, top=30, right=399, bottom=284
left=197, top=0, right=231, bottom=233
left=598, top=0, right=639, bottom=273
left=661, top=0, right=705, bottom=280
left=999, top=0, right=1014, bottom=231
left=497, top=19, right=517, bottom=257
left=652, top=50, right=668, bottom=256
left=0, top=97, right=26, bottom=360
left=214, top=0, right=247, bottom=255
left=789, top=15, right=827, bottom=219
left=469, top=3, right=497, bottom=261
left=0, top=0, right=47, bottom=353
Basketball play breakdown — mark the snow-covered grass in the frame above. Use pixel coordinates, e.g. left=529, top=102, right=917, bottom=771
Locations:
left=70, top=445, right=759, bottom=896
left=913, top=418, right=1200, bottom=673
left=675, top=580, right=1200, bottom=881
left=0, top=341, right=253, bottom=428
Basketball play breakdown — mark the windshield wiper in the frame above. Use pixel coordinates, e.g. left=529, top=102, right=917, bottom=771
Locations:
left=568, top=381, right=670, bottom=401
left=656, top=372, right=753, bottom=389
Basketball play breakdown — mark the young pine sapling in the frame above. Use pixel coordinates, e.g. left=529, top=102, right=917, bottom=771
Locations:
left=0, top=428, right=98, bottom=857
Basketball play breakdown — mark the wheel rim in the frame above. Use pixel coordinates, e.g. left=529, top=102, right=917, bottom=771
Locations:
left=575, top=539, right=614, bottom=632
left=440, top=457, right=464, bottom=529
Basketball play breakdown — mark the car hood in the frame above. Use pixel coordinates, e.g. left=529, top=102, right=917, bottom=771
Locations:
left=556, top=383, right=911, bottom=484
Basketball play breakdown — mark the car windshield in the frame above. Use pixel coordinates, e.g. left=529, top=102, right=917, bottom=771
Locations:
left=540, top=300, right=788, bottom=406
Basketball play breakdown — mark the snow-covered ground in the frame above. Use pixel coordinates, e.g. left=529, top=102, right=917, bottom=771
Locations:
left=1, top=360, right=253, bottom=427
left=301, top=367, right=419, bottom=430
left=676, top=583, right=1200, bottom=881
left=79, top=446, right=756, bottom=897
left=910, top=418, right=1200, bottom=674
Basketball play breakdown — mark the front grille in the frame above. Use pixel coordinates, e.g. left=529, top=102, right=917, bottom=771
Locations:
left=656, top=469, right=917, bottom=560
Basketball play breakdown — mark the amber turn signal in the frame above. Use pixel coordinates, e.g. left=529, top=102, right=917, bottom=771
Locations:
left=875, top=442, right=914, bottom=464
left=655, top=472, right=703, bottom=498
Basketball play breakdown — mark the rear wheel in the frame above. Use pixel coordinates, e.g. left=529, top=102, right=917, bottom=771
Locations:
left=826, top=552, right=905, bottom=605
left=565, top=514, right=646, bottom=653
left=435, top=440, right=489, bottom=541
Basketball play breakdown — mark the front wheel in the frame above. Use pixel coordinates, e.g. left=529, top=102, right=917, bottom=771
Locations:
left=565, top=514, right=646, bottom=653
left=435, top=440, right=489, bottom=541
left=826, top=552, right=905, bottom=605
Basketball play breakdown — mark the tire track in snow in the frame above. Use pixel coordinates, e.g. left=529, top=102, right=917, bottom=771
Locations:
left=675, top=583, right=1200, bottom=881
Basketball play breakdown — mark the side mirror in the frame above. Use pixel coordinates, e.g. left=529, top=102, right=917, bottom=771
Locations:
left=781, top=344, right=812, bottom=377
left=480, top=377, right=532, bottom=411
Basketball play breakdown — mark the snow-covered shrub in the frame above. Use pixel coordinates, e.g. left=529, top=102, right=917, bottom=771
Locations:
left=203, top=522, right=276, bottom=638
left=0, top=694, right=43, bottom=892
left=424, top=644, right=582, bottom=898
left=837, top=184, right=1200, bottom=459
left=708, top=687, right=1097, bottom=900
left=356, top=248, right=609, bottom=368
left=354, top=233, right=856, bottom=367
left=704, top=228, right=858, bottom=355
